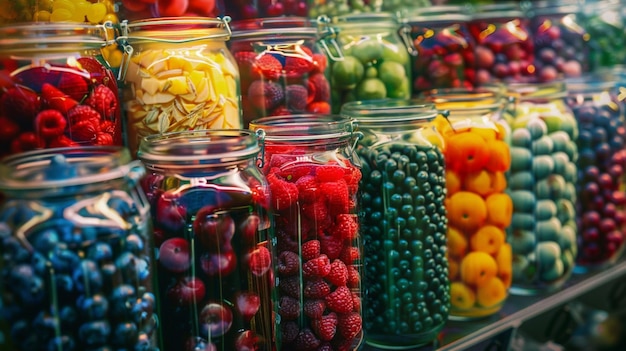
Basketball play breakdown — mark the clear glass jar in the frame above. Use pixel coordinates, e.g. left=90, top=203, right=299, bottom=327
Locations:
left=0, top=146, right=158, bottom=351
left=467, top=3, right=535, bottom=84
left=229, top=17, right=340, bottom=127
left=401, top=6, right=476, bottom=92
left=249, top=115, right=363, bottom=351
left=120, top=17, right=242, bottom=157
left=582, top=0, right=626, bottom=71
left=341, top=99, right=449, bottom=349
left=308, top=0, right=431, bottom=18
left=137, top=129, right=276, bottom=351
left=0, top=23, right=122, bottom=159
left=527, top=0, right=588, bottom=81
left=565, top=74, right=626, bottom=271
left=425, top=87, right=513, bottom=319
left=504, top=81, right=579, bottom=295
left=330, top=13, right=413, bottom=113
left=225, top=0, right=307, bottom=20
left=119, top=0, right=224, bottom=22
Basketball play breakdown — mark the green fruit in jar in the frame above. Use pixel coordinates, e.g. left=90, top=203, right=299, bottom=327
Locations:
left=536, top=217, right=562, bottom=242
left=540, top=115, right=563, bottom=134
left=387, top=78, right=410, bottom=99
left=510, top=229, right=536, bottom=255
left=557, top=223, right=577, bottom=252
left=509, top=171, right=535, bottom=190
left=563, top=140, right=578, bottom=163
left=555, top=199, right=576, bottom=224
left=381, top=42, right=409, bottom=65
left=378, top=61, right=406, bottom=90
left=536, top=241, right=561, bottom=268
left=561, top=250, right=574, bottom=274
left=562, top=183, right=577, bottom=203
left=512, top=254, right=531, bottom=281
left=540, top=258, right=564, bottom=281
left=365, top=66, right=378, bottom=78
left=510, top=147, right=532, bottom=172
left=535, top=199, right=557, bottom=221
left=527, top=119, right=548, bottom=140
left=548, top=131, right=571, bottom=153
left=332, top=56, right=365, bottom=89
left=510, top=190, right=536, bottom=213
left=552, top=152, right=570, bottom=175
left=563, top=162, right=577, bottom=184
left=511, top=212, right=535, bottom=231
left=352, top=39, right=384, bottom=64
left=511, top=128, right=532, bottom=148
left=355, top=78, right=387, bottom=100
left=532, top=155, right=555, bottom=179
left=531, top=135, right=554, bottom=155
left=559, top=116, right=578, bottom=139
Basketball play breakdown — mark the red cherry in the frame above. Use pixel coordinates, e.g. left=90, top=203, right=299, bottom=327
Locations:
left=239, top=214, right=261, bottom=244
left=159, top=237, right=191, bottom=273
left=156, top=192, right=187, bottom=232
left=235, top=292, right=261, bottom=321
left=193, top=212, right=235, bottom=251
left=168, top=276, right=206, bottom=306
left=235, top=330, right=260, bottom=351
left=199, top=302, right=233, bottom=338
left=200, top=251, right=237, bottom=277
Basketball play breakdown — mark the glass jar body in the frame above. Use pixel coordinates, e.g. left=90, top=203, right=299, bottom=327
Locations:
left=119, top=0, right=224, bottom=22
left=0, top=23, right=122, bottom=159
left=582, top=1, right=626, bottom=71
left=308, top=0, right=431, bottom=18
left=566, top=77, right=626, bottom=271
left=330, top=15, right=412, bottom=113
left=137, top=130, right=276, bottom=351
left=342, top=100, right=449, bottom=349
left=0, top=147, right=158, bottom=351
left=229, top=18, right=335, bottom=127
left=504, top=82, right=579, bottom=295
left=225, top=0, right=308, bottom=21
left=250, top=115, right=363, bottom=351
left=122, top=18, right=242, bottom=156
left=428, top=89, right=513, bottom=318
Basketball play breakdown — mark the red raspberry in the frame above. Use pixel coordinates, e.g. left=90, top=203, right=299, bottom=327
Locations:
left=340, top=246, right=360, bottom=265
left=248, top=246, right=271, bottom=276
left=331, top=214, right=359, bottom=240
left=316, top=165, right=346, bottom=182
left=100, top=120, right=116, bottom=134
left=295, top=175, right=320, bottom=204
left=307, top=101, right=331, bottom=114
left=351, top=292, right=361, bottom=312
left=325, top=259, right=348, bottom=287
left=279, top=164, right=313, bottom=181
left=48, top=135, right=78, bottom=148
left=312, top=312, right=338, bottom=341
left=303, top=254, right=331, bottom=279
left=294, top=328, right=321, bottom=351
left=267, top=172, right=299, bottom=210
left=301, top=200, right=330, bottom=226
left=285, top=84, right=308, bottom=112
left=277, top=227, right=299, bottom=253
left=319, top=235, right=343, bottom=261
left=70, top=119, right=99, bottom=143
left=0, top=116, right=20, bottom=141
left=303, top=299, right=326, bottom=319
left=10, top=132, right=44, bottom=153
left=85, top=84, right=117, bottom=118
left=347, top=265, right=360, bottom=288
left=325, top=286, right=354, bottom=314
left=337, top=312, right=362, bottom=340
left=248, top=80, right=284, bottom=112
left=278, top=296, right=300, bottom=320
left=304, top=279, right=331, bottom=299
left=279, top=276, right=301, bottom=299
left=277, top=250, right=300, bottom=276
left=281, top=321, right=300, bottom=344
left=343, top=164, right=362, bottom=194
left=284, top=56, right=314, bottom=79
left=307, top=73, right=330, bottom=103
left=254, top=54, right=283, bottom=80
left=320, top=180, right=350, bottom=214
left=269, top=105, right=292, bottom=116
left=95, top=132, right=113, bottom=146
left=67, top=104, right=102, bottom=125
left=0, top=85, right=40, bottom=126
left=35, top=109, right=67, bottom=139
left=301, top=239, right=321, bottom=261
left=41, top=83, right=78, bottom=115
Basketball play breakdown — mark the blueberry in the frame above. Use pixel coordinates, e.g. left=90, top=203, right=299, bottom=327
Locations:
left=30, top=228, right=60, bottom=253
left=10, top=264, right=45, bottom=305
left=50, top=246, right=81, bottom=273
left=58, top=305, right=79, bottom=328
left=111, top=322, right=139, bottom=347
left=109, top=284, right=138, bottom=320
left=2, top=236, right=31, bottom=263
left=87, top=242, right=114, bottom=262
left=124, top=234, right=145, bottom=254
left=47, top=335, right=76, bottom=351
left=72, top=260, right=103, bottom=293
left=78, top=294, right=109, bottom=320
left=78, top=320, right=111, bottom=347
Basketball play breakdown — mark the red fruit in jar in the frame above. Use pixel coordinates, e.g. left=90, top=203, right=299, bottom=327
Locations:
left=248, top=80, right=284, bottom=112
left=284, top=56, right=314, bottom=79
left=199, top=302, right=233, bottom=338
left=301, top=239, right=321, bottom=261
left=337, top=312, right=362, bottom=340
left=267, top=172, right=299, bottom=210
left=200, top=251, right=237, bottom=277
left=294, top=328, right=321, bottom=350
left=188, top=0, right=216, bottom=16
left=234, top=330, right=259, bottom=351
left=284, top=84, right=308, bottom=112
left=266, top=2, right=285, bottom=16
left=156, top=192, right=187, bottom=232
left=475, top=45, right=495, bottom=69
left=0, top=85, right=40, bottom=126
left=70, top=119, right=100, bottom=143
left=247, top=246, right=271, bottom=276
left=58, top=73, right=89, bottom=101
left=235, top=291, right=261, bottom=321
left=159, top=237, right=192, bottom=273
left=303, top=299, right=326, bottom=319
left=306, top=101, right=331, bottom=114
left=311, top=53, right=328, bottom=74
left=35, top=109, right=67, bottom=139
left=48, top=135, right=78, bottom=148
left=76, top=57, right=112, bottom=84
left=167, top=276, right=206, bottom=305
left=308, top=73, right=330, bottom=103
left=85, top=84, right=118, bottom=119
left=325, top=286, right=353, bottom=314
left=304, top=279, right=331, bottom=299
left=0, top=115, right=20, bottom=141
left=157, top=0, right=189, bottom=17
left=95, top=132, right=114, bottom=145
left=303, top=254, right=331, bottom=279
left=277, top=250, right=300, bottom=276
left=254, top=54, right=283, bottom=80
left=10, top=131, right=45, bottom=153
left=278, top=296, right=301, bottom=320
left=239, top=214, right=261, bottom=244
left=193, top=211, right=235, bottom=251
left=12, top=66, right=61, bottom=92
left=325, top=259, right=348, bottom=287
left=312, top=312, right=338, bottom=341
left=67, top=104, right=101, bottom=125
left=122, top=0, right=149, bottom=11
left=41, top=83, right=78, bottom=115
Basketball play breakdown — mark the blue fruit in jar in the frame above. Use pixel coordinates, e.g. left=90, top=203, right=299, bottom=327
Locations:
left=78, top=294, right=109, bottom=320
left=50, top=246, right=81, bottom=273
left=78, top=320, right=111, bottom=347
left=72, top=260, right=103, bottom=293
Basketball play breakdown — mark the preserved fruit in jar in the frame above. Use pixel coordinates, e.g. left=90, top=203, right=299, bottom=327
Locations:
left=137, top=129, right=276, bottom=351
left=0, top=23, right=122, bottom=159
left=120, top=17, right=242, bottom=156
left=225, top=0, right=308, bottom=20
left=119, top=0, right=224, bottom=22
left=0, top=146, right=158, bottom=351
left=250, top=115, right=363, bottom=351
left=308, top=0, right=431, bottom=19
left=342, top=100, right=449, bottom=349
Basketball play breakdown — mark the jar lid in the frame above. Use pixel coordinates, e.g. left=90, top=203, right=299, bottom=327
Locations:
left=122, top=16, right=232, bottom=44
left=249, top=115, right=354, bottom=142
left=230, top=16, right=319, bottom=39
left=0, top=22, right=108, bottom=51
left=0, top=147, right=141, bottom=193
left=137, top=129, right=261, bottom=167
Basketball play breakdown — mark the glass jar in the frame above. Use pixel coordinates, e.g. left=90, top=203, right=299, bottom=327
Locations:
left=527, top=0, right=588, bottom=81
left=467, top=3, right=535, bottom=84
left=137, top=129, right=276, bottom=351
left=0, top=23, right=122, bottom=159
left=308, top=0, right=431, bottom=18
left=401, top=6, right=476, bottom=93
left=330, top=13, right=413, bottom=113
left=503, top=81, right=579, bottom=295
left=0, top=146, right=157, bottom=351
left=425, top=87, right=513, bottom=319
left=119, top=0, right=224, bottom=22
left=225, top=0, right=307, bottom=20
left=120, top=17, right=242, bottom=157
left=229, top=17, right=340, bottom=127
left=565, top=74, right=626, bottom=271
left=249, top=115, right=363, bottom=351
left=341, top=100, right=449, bottom=349
left=582, top=0, right=626, bottom=71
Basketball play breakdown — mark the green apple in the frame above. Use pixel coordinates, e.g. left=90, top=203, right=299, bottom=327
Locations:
left=355, top=78, right=387, bottom=100
left=536, top=241, right=562, bottom=269
left=510, top=190, right=536, bottom=213
left=509, top=171, right=535, bottom=190
left=548, top=131, right=571, bottom=153
left=555, top=199, right=576, bottom=224
left=532, top=155, right=555, bottom=180
left=536, top=217, right=562, bottom=242
left=511, top=212, right=536, bottom=231
left=531, top=135, right=554, bottom=155
left=510, top=229, right=536, bottom=255
left=535, top=199, right=557, bottom=220
left=510, top=147, right=533, bottom=172
left=352, top=39, right=384, bottom=64
left=511, top=128, right=532, bottom=148
left=332, top=55, right=364, bottom=89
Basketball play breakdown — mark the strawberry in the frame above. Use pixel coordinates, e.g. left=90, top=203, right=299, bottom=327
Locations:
left=303, top=299, right=326, bottom=319
left=320, top=180, right=350, bottom=214
left=77, top=57, right=113, bottom=85
left=301, top=239, right=321, bottom=261
left=302, top=254, right=331, bottom=279
left=312, top=312, right=338, bottom=341
left=284, top=84, right=308, bottom=112
left=248, top=246, right=271, bottom=276
left=278, top=296, right=300, bottom=320
left=267, top=172, right=299, bottom=210
left=337, top=312, right=362, bottom=340
left=58, top=73, right=89, bottom=101
left=35, top=109, right=67, bottom=139
left=281, top=321, right=300, bottom=344
left=248, top=80, right=284, bottom=112
left=254, top=54, right=283, bottom=80
left=277, top=250, right=300, bottom=276
left=325, top=259, right=348, bottom=287
left=279, top=275, right=302, bottom=299
left=295, top=175, right=319, bottom=203
left=284, top=56, right=314, bottom=79
left=235, top=292, right=261, bottom=321
left=279, top=164, right=313, bottom=181
left=304, top=279, right=331, bottom=299
left=308, top=73, right=331, bottom=103
left=85, top=84, right=117, bottom=119
left=67, top=105, right=101, bottom=125
left=307, top=101, right=331, bottom=114
left=41, top=83, right=78, bottom=115
left=331, top=214, right=359, bottom=240
left=294, top=328, right=321, bottom=350
left=234, top=51, right=262, bottom=87
left=0, top=85, right=40, bottom=126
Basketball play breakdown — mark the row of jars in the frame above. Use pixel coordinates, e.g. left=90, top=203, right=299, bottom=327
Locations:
left=2, top=72, right=626, bottom=351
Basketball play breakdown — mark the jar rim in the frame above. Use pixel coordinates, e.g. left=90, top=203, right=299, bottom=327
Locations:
left=332, top=12, right=399, bottom=30
left=124, top=16, right=231, bottom=42
left=341, top=99, right=439, bottom=122
left=249, top=115, right=354, bottom=142
left=0, top=22, right=107, bottom=48
left=400, top=6, right=471, bottom=24
left=423, top=85, right=506, bottom=109
left=230, top=16, right=319, bottom=39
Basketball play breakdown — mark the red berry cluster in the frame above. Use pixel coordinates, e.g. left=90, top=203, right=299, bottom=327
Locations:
left=234, top=45, right=332, bottom=127
left=0, top=57, right=120, bottom=157
left=226, top=0, right=308, bottom=20
left=265, top=147, right=363, bottom=351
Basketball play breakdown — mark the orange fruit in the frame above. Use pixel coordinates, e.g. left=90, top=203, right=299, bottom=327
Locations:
left=470, top=225, right=505, bottom=255
left=460, top=251, right=498, bottom=287
left=449, top=257, right=460, bottom=280
left=445, top=131, right=490, bottom=174
left=496, top=243, right=513, bottom=288
left=447, top=227, right=468, bottom=259
left=470, top=126, right=497, bottom=141
left=446, top=170, right=462, bottom=195
left=447, top=191, right=488, bottom=233
left=463, top=170, right=495, bottom=197
left=476, top=277, right=507, bottom=308
left=450, top=282, right=476, bottom=310
left=495, top=122, right=508, bottom=141
left=485, top=193, right=513, bottom=228
left=485, top=139, right=511, bottom=173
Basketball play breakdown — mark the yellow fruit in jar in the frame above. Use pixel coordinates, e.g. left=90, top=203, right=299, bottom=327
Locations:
left=470, top=225, right=505, bottom=256
left=447, top=227, right=468, bottom=259
left=463, top=170, right=495, bottom=197
left=496, top=243, right=513, bottom=288
left=450, top=282, right=476, bottom=310
left=447, top=191, right=488, bottom=234
left=460, top=251, right=498, bottom=287
left=476, top=277, right=507, bottom=308
left=485, top=193, right=512, bottom=229
left=446, top=170, right=461, bottom=195
left=449, top=257, right=460, bottom=281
